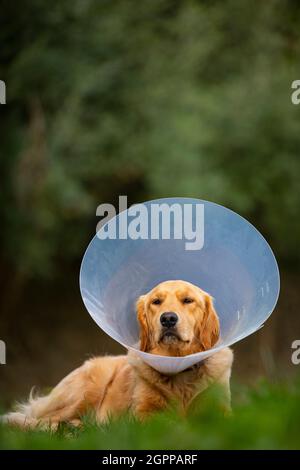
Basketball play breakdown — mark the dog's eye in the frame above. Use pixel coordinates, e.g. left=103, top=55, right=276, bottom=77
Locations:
left=152, top=298, right=161, bottom=305
left=183, top=297, right=194, bottom=304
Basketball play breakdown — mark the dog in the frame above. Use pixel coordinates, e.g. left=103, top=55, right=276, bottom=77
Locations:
left=2, top=280, right=233, bottom=428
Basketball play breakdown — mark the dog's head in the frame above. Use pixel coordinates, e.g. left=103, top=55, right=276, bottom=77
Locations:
left=137, top=280, right=220, bottom=356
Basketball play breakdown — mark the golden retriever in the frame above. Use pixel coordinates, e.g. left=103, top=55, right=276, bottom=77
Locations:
left=2, top=280, right=233, bottom=428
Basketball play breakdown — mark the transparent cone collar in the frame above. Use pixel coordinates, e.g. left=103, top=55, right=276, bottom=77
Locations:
left=80, top=198, right=280, bottom=375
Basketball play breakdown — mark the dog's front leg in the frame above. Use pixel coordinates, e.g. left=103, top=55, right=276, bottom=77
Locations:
left=132, top=380, right=167, bottom=421
left=216, top=369, right=232, bottom=415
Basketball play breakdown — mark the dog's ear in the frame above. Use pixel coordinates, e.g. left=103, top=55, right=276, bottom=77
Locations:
left=200, top=294, right=220, bottom=350
left=136, top=295, right=150, bottom=352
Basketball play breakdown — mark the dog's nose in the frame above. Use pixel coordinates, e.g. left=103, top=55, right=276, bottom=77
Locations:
left=160, top=312, right=178, bottom=328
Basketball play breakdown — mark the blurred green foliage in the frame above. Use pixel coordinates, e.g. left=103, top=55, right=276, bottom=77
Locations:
left=1, top=379, right=300, bottom=449
left=1, top=0, right=300, bottom=279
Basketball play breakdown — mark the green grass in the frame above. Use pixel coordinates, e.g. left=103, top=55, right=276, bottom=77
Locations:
left=1, top=379, right=300, bottom=450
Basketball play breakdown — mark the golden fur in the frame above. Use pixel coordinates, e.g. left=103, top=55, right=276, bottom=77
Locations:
left=2, top=280, right=233, bottom=428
